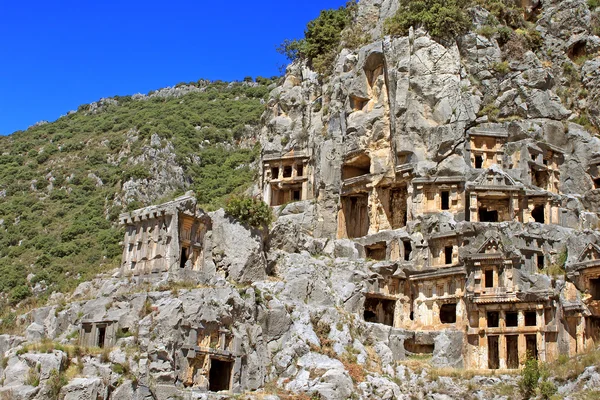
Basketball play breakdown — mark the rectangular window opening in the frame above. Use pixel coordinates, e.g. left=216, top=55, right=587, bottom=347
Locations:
left=537, top=254, right=545, bottom=270
left=506, top=312, right=518, bottom=327
left=485, top=269, right=494, bottom=288
left=180, top=247, right=188, bottom=269
left=487, top=311, right=500, bottom=328
left=283, top=165, right=292, bottom=178
left=475, top=155, right=483, bottom=169
left=525, top=311, right=537, bottom=326
left=444, top=246, right=453, bottom=265
left=271, top=167, right=279, bottom=179
left=297, top=164, right=304, bottom=177
left=293, top=190, right=301, bottom=201
left=441, top=191, right=450, bottom=210
left=403, top=241, right=412, bottom=262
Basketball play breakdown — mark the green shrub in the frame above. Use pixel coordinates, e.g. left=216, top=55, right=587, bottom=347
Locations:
left=519, top=356, right=540, bottom=399
left=492, top=61, right=510, bottom=74
left=278, top=1, right=357, bottom=75
left=384, top=0, right=472, bottom=39
left=588, top=0, right=600, bottom=10
left=25, top=365, right=41, bottom=386
left=225, top=196, right=274, bottom=229
left=475, top=0, right=524, bottom=28
left=477, top=25, right=497, bottom=38
left=47, top=369, right=68, bottom=400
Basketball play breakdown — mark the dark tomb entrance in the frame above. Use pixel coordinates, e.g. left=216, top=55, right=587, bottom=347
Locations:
left=209, top=359, right=233, bottom=392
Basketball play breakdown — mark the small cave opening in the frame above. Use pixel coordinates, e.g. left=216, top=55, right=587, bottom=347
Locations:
left=366, top=242, right=387, bottom=261
left=350, top=96, right=368, bottom=111
left=440, top=303, right=457, bottom=324
left=537, top=254, right=545, bottom=270
left=526, top=334, right=538, bottom=359
left=568, top=41, right=587, bottom=61
left=532, top=205, right=545, bottom=223
left=533, top=170, right=549, bottom=190
left=404, top=338, right=434, bottom=355
left=363, top=296, right=395, bottom=326
left=342, top=153, right=371, bottom=180
left=271, top=166, right=279, bottom=179
left=479, top=208, right=499, bottom=223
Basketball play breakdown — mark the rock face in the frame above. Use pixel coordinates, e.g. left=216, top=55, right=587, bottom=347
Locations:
left=2, top=1, right=600, bottom=399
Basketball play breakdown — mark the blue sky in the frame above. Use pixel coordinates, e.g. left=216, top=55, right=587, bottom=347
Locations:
left=0, top=0, right=347, bottom=135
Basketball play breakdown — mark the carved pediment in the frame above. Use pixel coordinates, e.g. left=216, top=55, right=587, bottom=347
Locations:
left=477, top=237, right=505, bottom=255
left=471, top=166, right=522, bottom=188
left=577, top=243, right=600, bottom=263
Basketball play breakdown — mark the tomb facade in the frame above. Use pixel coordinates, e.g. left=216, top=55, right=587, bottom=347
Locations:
left=119, top=194, right=211, bottom=278
left=262, top=151, right=312, bottom=206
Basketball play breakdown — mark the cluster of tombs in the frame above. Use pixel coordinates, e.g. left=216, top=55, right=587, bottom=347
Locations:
left=355, top=230, right=600, bottom=370
left=80, top=318, right=242, bottom=393
left=73, top=124, right=600, bottom=394
left=258, top=124, right=600, bottom=370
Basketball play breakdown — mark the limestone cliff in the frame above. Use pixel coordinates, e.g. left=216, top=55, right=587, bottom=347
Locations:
left=3, top=1, right=600, bottom=399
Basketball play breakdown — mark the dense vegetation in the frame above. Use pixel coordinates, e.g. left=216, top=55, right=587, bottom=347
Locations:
left=224, top=196, right=274, bottom=229
left=278, top=1, right=368, bottom=76
left=384, top=0, right=473, bottom=39
left=0, top=78, right=276, bottom=312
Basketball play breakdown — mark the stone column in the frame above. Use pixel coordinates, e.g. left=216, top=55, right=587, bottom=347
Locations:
left=576, top=316, right=586, bottom=353
left=499, top=334, right=507, bottom=369
left=518, top=333, right=527, bottom=364
left=537, top=309, right=546, bottom=362
left=470, top=193, right=478, bottom=222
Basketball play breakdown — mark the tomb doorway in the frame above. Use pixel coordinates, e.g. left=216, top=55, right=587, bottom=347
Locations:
left=209, top=359, right=233, bottom=392
left=506, top=335, right=519, bottom=369
left=488, top=336, right=500, bottom=369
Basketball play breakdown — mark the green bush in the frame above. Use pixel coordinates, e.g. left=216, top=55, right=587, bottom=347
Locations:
left=47, top=369, right=68, bottom=400
left=519, top=356, right=540, bottom=399
left=225, top=196, right=274, bottom=229
left=384, top=0, right=472, bottom=39
left=475, top=0, right=524, bottom=28
left=278, top=1, right=357, bottom=75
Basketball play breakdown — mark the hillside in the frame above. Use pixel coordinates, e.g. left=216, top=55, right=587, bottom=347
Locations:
left=2, top=0, right=600, bottom=399
left=0, top=79, right=276, bottom=308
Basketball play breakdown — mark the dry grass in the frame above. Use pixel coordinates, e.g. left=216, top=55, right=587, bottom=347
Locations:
left=549, top=348, right=600, bottom=382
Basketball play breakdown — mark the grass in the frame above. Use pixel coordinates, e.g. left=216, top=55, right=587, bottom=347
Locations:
left=0, top=78, right=274, bottom=311
left=548, top=348, right=600, bottom=382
